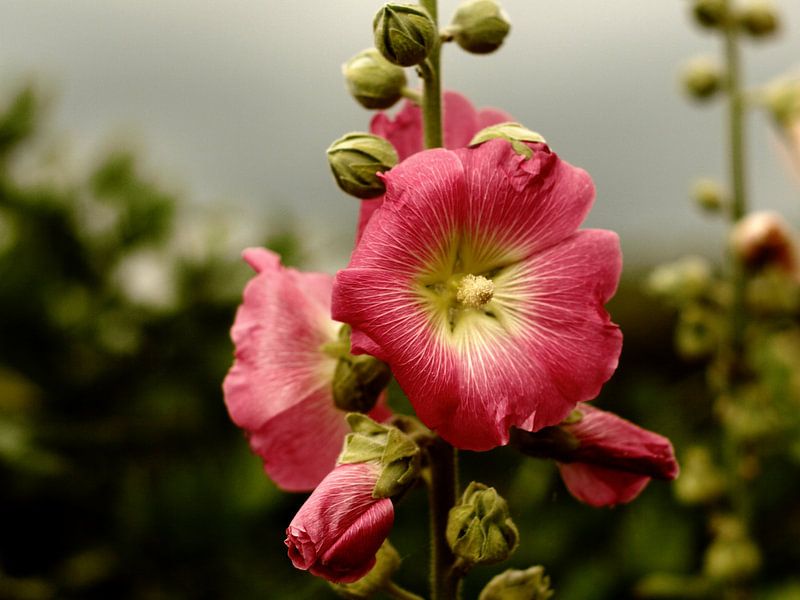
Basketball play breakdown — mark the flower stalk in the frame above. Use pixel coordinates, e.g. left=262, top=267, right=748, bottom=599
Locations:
left=419, top=0, right=443, bottom=149
left=427, top=436, right=461, bottom=600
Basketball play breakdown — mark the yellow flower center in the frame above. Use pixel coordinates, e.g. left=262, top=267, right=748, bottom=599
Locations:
left=456, top=274, right=495, bottom=309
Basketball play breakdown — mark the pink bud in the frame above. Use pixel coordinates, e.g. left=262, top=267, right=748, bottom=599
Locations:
left=557, top=405, right=679, bottom=507
left=285, top=463, right=394, bottom=583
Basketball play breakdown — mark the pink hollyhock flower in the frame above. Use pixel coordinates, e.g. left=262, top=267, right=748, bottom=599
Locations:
left=223, top=248, right=389, bottom=491
left=285, top=462, right=394, bottom=583
left=357, top=91, right=513, bottom=245
left=556, top=405, right=679, bottom=507
left=332, top=139, right=622, bottom=451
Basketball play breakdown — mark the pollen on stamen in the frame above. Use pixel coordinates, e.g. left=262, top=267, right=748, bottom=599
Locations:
left=456, top=274, right=495, bottom=309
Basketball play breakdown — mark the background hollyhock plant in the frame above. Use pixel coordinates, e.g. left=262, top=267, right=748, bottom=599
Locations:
left=285, top=462, right=394, bottom=583
left=555, top=405, right=679, bottom=507
left=222, top=248, right=389, bottom=491
left=333, top=138, right=622, bottom=451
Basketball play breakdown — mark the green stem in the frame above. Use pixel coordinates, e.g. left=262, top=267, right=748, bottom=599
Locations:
left=385, top=580, right=427, bottom=600
left=427, top=437, right=460, bottom=600
left=723, top=3, right=747, bottom=356
left=419, top=0, right=443, bottom=149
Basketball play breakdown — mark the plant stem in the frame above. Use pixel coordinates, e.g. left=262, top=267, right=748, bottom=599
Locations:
left=419, top=0, right=443, bottom=149
left=385, top=580, right=427, bottom=600
left=427, top=437, right=460, bottom=600
left=723, top=3, right=747, bottom=356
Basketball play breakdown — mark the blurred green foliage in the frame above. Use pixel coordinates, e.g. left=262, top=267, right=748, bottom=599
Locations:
left=1, top=82, right=798, bottom=600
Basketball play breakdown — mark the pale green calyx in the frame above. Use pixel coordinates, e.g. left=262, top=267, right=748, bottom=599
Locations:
left=479, top=566, right=554, bottom=600
left=703, top=516, right=762, bottom=582
left=338, top=413, right=421, bottom=499
left=330, top=541, right=401, bottom=599
left=343, top=48, right=407, bottom=110
left=373, top=3, right=437, bottom=67
left=681, top=57, right=723, bottom=101
left=762, top=79, right=800, bottom=126
left=470, top=122, right=545, bottom=159
left=449, top=0, right=511, bottom=55
left=327, top=133, right=398, bottom=199
left=446, top=482, right=519, bottom=567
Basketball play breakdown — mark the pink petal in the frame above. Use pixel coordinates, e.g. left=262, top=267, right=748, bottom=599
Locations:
left=558, top=462, right=651, bottom=508
left=224, top=248, right=391, bottom=491
left=285, top=463, right=394, bottom=583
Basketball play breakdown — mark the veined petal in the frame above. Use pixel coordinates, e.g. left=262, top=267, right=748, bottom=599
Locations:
left=225, top=248, right=337, bottom=428
left=455, top=139, right=596, bottom=257
left=557, top=463, right=650, bottom=508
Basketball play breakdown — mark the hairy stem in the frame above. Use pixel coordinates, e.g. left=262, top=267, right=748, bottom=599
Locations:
left=419, top=0, right=443, bottom=149
left=427, top=437, right=460, bottom=600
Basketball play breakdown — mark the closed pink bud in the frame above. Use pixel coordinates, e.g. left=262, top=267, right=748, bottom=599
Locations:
left=557, top=405, right=679, bottom=507
left=285, top=462, right=394, bottom=583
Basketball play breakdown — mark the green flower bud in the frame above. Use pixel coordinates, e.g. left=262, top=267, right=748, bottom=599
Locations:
left=338, top=413, right=421, bottom=498
left=479, top=566, right=553, bottom=600
left=330, top=541, right=401, bottom=599
left=674, top=446, right=727, bottom=505
left=691, top=0, right=727, bottom=29
left=703, top=516, right=761, bottom=583
left=446, top=482, right=519, bottom=567
left=470, top=122, right=546, bottom=159
left=762, top=79, right=800, bottom=127
left=647, top=256, right=713, bottom=305
left=343, top=48, right=407, bottom=110
left=374, top=4, right=437, bottom=67
left=328, top=324, right=392, bottom=412
left=681, top=57, right=723, bottom=101
left=675, top=303, right=721, bottom=360
left=691, top=178, right=725, bottom=213
left=327, top=133, right=398, bottom=199
left=738, top=0, right=779, bottom=38
left=449, top=0, right=511, bottom=55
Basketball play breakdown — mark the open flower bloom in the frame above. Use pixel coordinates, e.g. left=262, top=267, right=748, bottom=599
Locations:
left=333, top=139, right=622, bottom=451
left=223, top=248, right=389, bottom=491
left=357, top=91, right=512, bottom=244
left=730, top=211, right=800, bottom=279
left=286, top=462, right=394, bottom=583
left=555, top=405, right=679, bottom=507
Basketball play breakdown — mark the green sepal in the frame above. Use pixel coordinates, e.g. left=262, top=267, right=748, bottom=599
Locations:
left=327, top=133, right=398, bottom=199
left=338, top=413, right=421, bottom=499
left=450, top=0, right=511, bottom=55
left=469, top=122, right=546, bottom=159
left=330, top=541, right=402, bottom=599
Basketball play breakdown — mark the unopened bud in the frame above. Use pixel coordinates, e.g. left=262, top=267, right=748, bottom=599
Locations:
left=691, top=178, right=725, bottom=212
left=703, top=516, right=761, bottom=582
left=738, top=0, right=779, bottom=38
left=676, top=303, right=720, bottom=359
left=373, top=4, right=436, bottom=67
left=674, top=446, right=727, bottom=505
left=448, top=0, right=511, bottom=55
left=730, top=211, right=799, bottom=275
left=338, top=413, right=421, bottom=498
left=682, top=57, right=723, bottom=101
left=763, top=79, right=800, bottom=127
left=479, top=566, right=554, bottom=600
left=330, top=541, right=401, bottom=599
left=327, top=133, right=398, bottom=199
left=446, top=482, right=519, bottom=567
left=692, top=0, right=727, bottom=29
left=330, top=325, right=392, bottom=412
left=343, top=48, right=407, bottom=110
left=470, top=122, right=545, bottom=159
left=647, top=256, right=713, bottom=304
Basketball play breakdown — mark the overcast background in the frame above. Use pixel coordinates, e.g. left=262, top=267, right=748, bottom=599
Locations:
left=1, top=0, right=798, bottom=271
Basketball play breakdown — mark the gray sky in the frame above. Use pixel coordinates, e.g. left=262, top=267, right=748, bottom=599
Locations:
left=1, top=0, right=799, bottom=271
